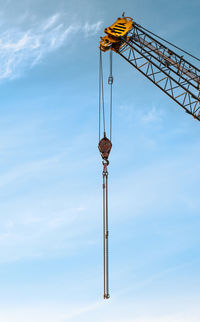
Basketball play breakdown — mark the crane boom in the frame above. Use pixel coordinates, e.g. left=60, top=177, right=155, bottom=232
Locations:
left=100, top=17, right=200, bottom=121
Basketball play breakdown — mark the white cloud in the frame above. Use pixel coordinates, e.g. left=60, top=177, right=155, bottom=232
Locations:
left=0, top=153, right=61, bottom=188
left=0, top=14, right=102, bottom=80
left=41, top=13, right=60, bottom=31
left=107, top=316, right=199, bottom=322
left=0, top=296, right=199, bottom=322
left=83, top=21, right=103, bottom=37
left=0, top=301, right=103, bottom=322
left=141, top=106, right=163, bottom=123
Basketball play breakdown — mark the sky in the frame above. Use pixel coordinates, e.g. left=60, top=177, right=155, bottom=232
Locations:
left=0, top=0, right=199, bottom=321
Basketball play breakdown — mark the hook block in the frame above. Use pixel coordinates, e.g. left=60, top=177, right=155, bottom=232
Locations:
left=98, top=136, right=112, bottom=161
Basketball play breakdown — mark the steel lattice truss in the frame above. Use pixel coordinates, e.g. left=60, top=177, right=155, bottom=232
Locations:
left=117, top=24, right=200, bottom=121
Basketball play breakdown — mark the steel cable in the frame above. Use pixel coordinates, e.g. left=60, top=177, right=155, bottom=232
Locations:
left=109, top=50, right=113, bottom=141
left=99, top=50, right=106, bottom=137
left=136, top=23, right=200, bottom=63
left=98, top=48, right=112, bottom=299
left=99, top=51, right=101, bottom=141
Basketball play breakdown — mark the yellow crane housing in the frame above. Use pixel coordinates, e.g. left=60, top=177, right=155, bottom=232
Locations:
left=100, top=17, right=133, bottom=52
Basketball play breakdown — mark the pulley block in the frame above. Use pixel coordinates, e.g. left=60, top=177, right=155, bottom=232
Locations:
left=98, top=136, right=112, bottom=161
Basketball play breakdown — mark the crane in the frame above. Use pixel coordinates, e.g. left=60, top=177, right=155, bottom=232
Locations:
left=98, top=15, right=200, bottom=300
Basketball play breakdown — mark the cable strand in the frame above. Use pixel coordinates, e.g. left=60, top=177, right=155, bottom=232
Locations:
left=99, top=50, right=101, bottom=141
left=100, top=50, right=106, bottom=136
left=109, top=50, right=113, bottom=141
left=137, top=24, right=200, bottom=63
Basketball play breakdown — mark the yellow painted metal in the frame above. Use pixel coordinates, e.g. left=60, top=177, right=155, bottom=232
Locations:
left=100, top=17, right=133, bottom=52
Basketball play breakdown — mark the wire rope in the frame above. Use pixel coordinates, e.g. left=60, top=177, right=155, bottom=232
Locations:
left=98, top=49, right=113, bottom=299
left=99, top=50, right=101, bottom=141
left=99, top=50, right=106, bottom=137
left=109, top=50, right=113, bottom=141
left=136, top=24, right=200, bottom=63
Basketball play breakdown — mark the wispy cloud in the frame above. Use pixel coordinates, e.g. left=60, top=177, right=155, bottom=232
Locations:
left=0, top=301, right=103, bottom=322
left=0, top=13, right=102, bottom=80
left=107, top=315, right=198, bottom=322
left=141, top=105, right=163, bottom=123
left=83, top=21, right=103, bottom=37
left=0, top=300, right=199, bottom=322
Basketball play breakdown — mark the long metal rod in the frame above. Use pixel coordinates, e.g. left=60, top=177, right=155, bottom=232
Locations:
left=103, top=171, right=106, bottom=296
left=102, top=163, right=110, bottom=299
left=105, top=170, right=109, bottom=297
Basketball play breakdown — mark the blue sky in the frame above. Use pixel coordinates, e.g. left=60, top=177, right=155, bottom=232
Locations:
left=0, top=0, right=199, bottom=321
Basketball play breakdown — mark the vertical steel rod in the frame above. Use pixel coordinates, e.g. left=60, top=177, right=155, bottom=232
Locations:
left=105, top=171, right=109, bottom=298
left=103, top=172, right=106, bottom=297
left=102, top=163, right=110, bottom=299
